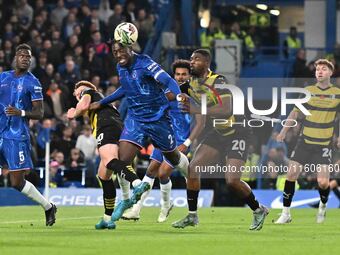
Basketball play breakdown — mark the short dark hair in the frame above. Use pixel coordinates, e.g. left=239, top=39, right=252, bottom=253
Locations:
left=171, top=59, right=190, bottom=74
left=15, top=43, right=32, bottom=53
left=193, top=49, right=211, bottom=63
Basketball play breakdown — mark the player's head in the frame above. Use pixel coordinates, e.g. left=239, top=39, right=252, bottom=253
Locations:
left=190, top=49, right=211, bottom=77
left=74, top=80, right=97, bottom=101
left=172, top=59, right=191, bottom=84
left=15, top=43, right=32, bottom=72
left=289, top=26, right=297, bottom=37
left=111, top=41, right=133, bottom=67
left=314, top=59, right=334, bottom=83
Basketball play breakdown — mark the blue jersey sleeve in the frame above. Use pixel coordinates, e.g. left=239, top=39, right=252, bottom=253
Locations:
left=100, top=86, right=125, bottom=105
left=144, top=57, right=181, bottom=95
left=28, top=78, right=43, bottom=101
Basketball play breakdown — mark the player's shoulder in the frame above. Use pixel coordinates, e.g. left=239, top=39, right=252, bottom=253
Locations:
left=0, top=70, right=13, bottom=80
left=304, top=84, right=318, bottom=92
left=329, top=84, right=340, bottom=94
left=305, top=84, right=340, bottom=94
left=138, top=54, right=159, bottom=69
left=1, top=70, right=13, bottom=76
left=209, top=71, right=227, bottom=85
left=26, top=72, right=41, bottom=85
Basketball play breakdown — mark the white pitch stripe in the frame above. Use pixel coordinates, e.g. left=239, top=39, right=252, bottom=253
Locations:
left=0, top=216, right=99, bottom=225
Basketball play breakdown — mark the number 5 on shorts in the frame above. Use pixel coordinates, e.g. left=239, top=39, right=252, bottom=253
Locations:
left=19, top=151, right=25, bottom=162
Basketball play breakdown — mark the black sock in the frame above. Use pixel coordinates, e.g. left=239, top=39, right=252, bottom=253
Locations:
left=106, top=159, right=138, bottom=183
left=318, top=186, right=330, bottom=204
left=98, top=177, right=116, bottom=216
left=244, top=192, right=260, bottom=211
left=187, top=189, right=199, bottom=212
left=283, top=180, right=296, bottom=207
left=332, top=186, right=340, bottom=200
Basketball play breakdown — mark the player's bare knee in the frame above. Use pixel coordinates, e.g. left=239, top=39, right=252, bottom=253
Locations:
left=226, top=178, right=240, bottom=188
left=98, top=169, right=112, bottom=180
left=286, top=171, right=299, bottom=182
left=99, top=156, right=113, bottom=168
left=317, top=178, right=329, bottom=189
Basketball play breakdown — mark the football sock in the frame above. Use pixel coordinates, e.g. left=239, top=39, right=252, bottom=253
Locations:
left=318, top=185, right=330, bottom=204
left=244, top=192, right=260, bottom=211
left=332, top=186, right=340, bottom=200
left=106, top=159, right=139, bottom=183
left=117, top=174, right=130, bottom=200
left=160, top=179, right=172, bottom=208
left=187, top=189, right=199, bottom=213
left=98, top=177, right=116, bottom=216
left=134, top=174, right=155, bottom=209
left=21, top=181, right=52, bottom=211
left=283, top=180, right=296, bottom=207
left=174, top=152, right=189, bottom=177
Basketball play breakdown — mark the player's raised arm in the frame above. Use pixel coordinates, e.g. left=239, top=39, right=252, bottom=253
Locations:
left=67, top=93, right=91, bottom=119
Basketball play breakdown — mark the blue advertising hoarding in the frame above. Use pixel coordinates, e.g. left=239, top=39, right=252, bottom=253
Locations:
left=0, top=188, right=214, bottom=208
left=1, top=188, right=339, bottom=208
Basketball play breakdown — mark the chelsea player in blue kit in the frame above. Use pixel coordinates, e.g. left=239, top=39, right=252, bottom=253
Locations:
left=90, top=42, right=190, bottom=221
left=0, top=44, right=57, bottom=226
left=122, top=60, right=205, bottom=222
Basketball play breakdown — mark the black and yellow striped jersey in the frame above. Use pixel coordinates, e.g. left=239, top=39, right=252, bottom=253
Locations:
left=294, top=84, right=340, bottom=146
left=80, top=89, right=122, bottom=137
left=188, top=71, right=246, bottom=136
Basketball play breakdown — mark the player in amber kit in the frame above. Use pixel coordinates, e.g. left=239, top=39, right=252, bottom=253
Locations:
left=68, top=80, right=136, bottom=229
left=172, top=49, right=268, bottom=230
left=275, top=59, right=340, bottom=224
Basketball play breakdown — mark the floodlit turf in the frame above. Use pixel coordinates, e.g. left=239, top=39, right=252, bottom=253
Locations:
left=0, top=206, right=339, bottom=255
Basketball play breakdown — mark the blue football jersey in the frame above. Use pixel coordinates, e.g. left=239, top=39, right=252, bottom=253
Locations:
left=0, top=70, right=43, bottom=140
left=168, top=100, right=191, bottom=144
left=166, top=86, right=191, bottom=144
left=117, top=53, right=169, bottom=122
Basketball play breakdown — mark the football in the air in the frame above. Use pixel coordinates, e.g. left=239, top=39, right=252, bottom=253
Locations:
left=114, top=22, right=138, bottom=46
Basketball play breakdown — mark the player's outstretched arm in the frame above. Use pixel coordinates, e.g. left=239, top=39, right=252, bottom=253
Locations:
left=99, top=86, right=125, bottom=106
left=67, top=94, right=91, bottom=119
left=158, top=74, right=181, bottom=96
left=5, top=100, right=44, bottom=120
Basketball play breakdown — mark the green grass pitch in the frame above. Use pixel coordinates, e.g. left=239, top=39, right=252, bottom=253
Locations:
left=0, top=206, right=339, bottom=255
